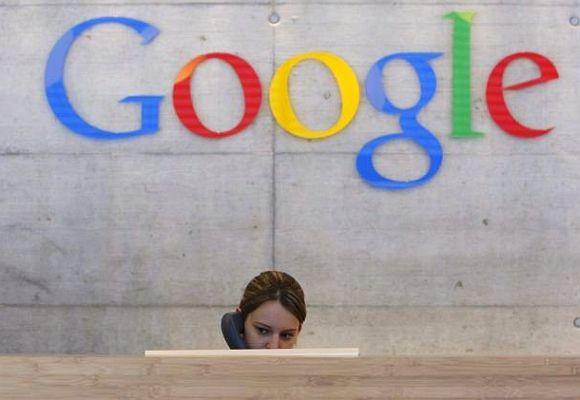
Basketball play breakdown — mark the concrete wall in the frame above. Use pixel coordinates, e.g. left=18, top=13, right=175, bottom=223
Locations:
left=1, top=0, right=579, bottom=355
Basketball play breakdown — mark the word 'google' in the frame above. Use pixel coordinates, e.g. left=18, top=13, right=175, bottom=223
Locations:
left=45, top=12, right=559, bottom=190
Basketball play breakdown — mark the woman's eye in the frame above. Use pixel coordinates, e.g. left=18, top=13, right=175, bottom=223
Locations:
left=282, top=334, right=295, bottom=340
left=257, top=328, right=268, bottom=335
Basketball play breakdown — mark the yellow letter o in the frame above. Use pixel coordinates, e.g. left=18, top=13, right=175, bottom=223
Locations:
left=269, top=51, right=360, bottom=140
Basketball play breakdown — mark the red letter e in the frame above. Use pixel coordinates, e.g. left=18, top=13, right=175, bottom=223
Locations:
left=486, top=52, right=559, bottom=138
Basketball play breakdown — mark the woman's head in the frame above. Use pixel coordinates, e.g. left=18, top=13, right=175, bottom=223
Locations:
left=237, top=270, right=306, bottom=349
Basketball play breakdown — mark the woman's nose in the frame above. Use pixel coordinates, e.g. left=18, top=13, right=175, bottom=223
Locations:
left=266, top=336, right=279, bottom=349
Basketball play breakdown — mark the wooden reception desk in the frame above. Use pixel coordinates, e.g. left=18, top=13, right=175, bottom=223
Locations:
left=1, top=354, right=579, bottom=399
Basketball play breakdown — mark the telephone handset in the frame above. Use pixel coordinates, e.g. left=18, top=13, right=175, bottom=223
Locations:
left=221, top=311, right=248, bottom=349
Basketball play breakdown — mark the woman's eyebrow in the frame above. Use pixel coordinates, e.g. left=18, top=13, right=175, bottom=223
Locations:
left=255, top=322, right=297, bottom=333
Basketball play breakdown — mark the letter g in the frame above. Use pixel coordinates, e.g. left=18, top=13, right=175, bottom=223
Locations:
left=44, top=17, right=163, bottom=139
left=357, top=52, right=443, bottom=190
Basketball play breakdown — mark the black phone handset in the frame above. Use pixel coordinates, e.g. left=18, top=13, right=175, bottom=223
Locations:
left=221, top=311, right=248, bottom=349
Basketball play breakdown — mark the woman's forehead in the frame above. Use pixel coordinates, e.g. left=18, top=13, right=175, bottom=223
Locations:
left=248, top=300, right=300, bottom=328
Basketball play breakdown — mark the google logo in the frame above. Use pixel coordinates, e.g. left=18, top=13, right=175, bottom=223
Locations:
left=45, top=12, right=559, bottom=190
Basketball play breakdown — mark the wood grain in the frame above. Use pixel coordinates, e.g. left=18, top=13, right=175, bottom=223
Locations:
left=1, top=355, right=580, bottom=399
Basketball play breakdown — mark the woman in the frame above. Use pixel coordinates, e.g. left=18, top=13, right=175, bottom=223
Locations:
left=235, top=270, right=306, bottom=349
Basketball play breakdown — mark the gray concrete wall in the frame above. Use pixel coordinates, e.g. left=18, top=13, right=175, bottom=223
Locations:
left=1, top=0, right=580, bottom=355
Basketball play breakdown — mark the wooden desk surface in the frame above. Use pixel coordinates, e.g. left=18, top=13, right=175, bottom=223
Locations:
left=1, top=355, right=579, bottom=399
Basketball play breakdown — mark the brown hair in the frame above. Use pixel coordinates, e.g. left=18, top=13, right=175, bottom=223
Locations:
left=238, top=270, right=306, bottom=327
